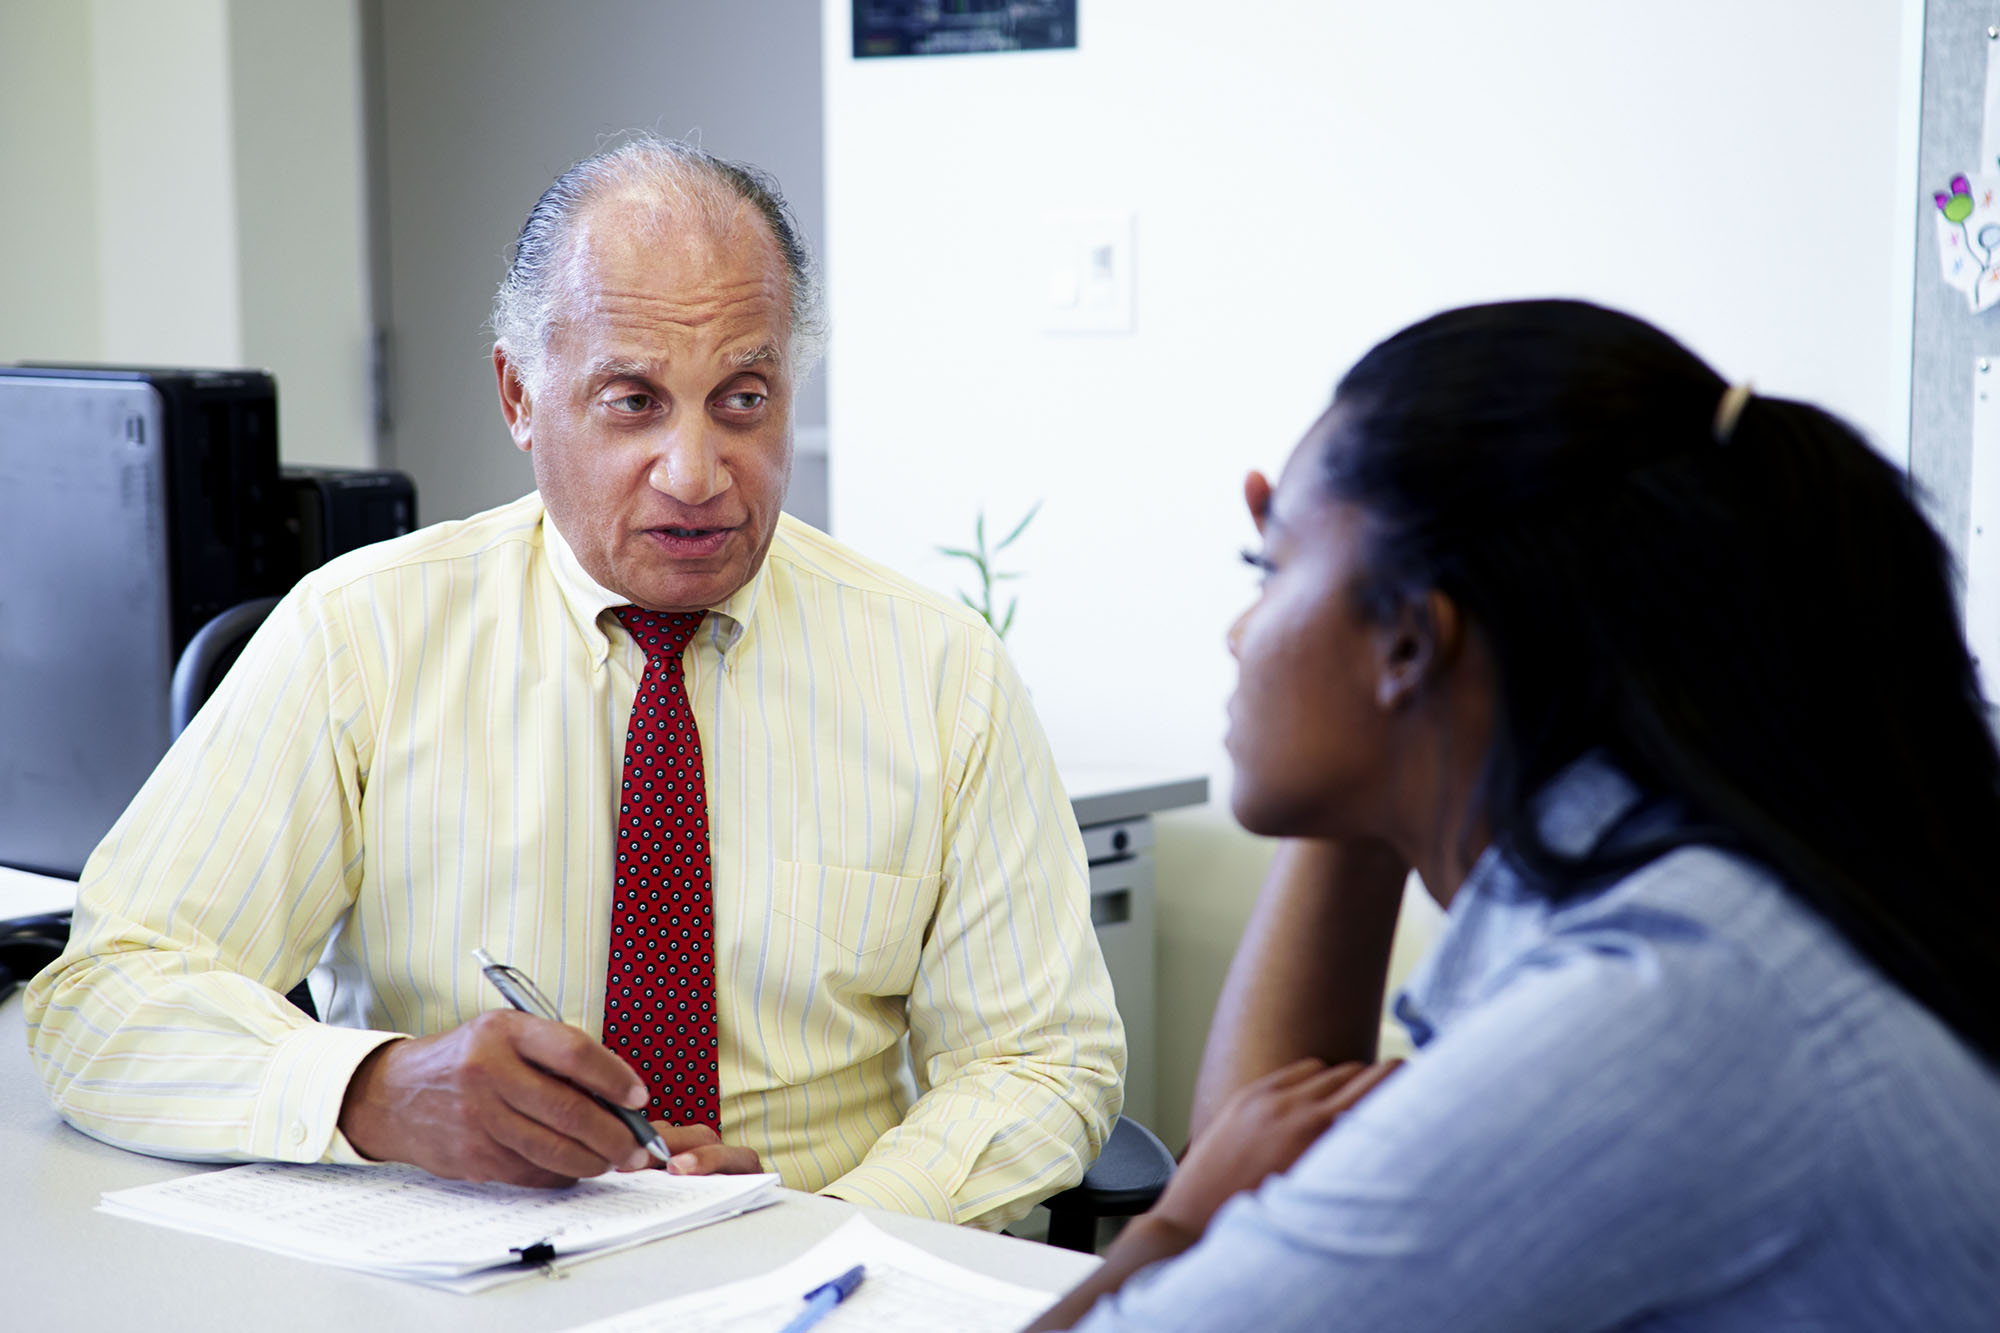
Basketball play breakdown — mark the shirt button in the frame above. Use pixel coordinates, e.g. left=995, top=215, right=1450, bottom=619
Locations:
left=289, top=1122, right=308, bottom=1145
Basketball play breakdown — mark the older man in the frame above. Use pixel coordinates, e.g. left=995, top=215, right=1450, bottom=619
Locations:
left=26, top=138, right=1122, bottom=1228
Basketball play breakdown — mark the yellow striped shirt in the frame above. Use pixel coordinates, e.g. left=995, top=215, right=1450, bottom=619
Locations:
left=25, top=493, right=1123, bottom=1227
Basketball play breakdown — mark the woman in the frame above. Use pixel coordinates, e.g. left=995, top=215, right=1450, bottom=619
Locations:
left=1032, top=300, right=2000, bottom=1330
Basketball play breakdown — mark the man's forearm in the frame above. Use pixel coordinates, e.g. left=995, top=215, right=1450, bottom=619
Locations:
left=1187, top=839, right=1405, bottom=1142
left=27, top=942, right=397, bottom=1163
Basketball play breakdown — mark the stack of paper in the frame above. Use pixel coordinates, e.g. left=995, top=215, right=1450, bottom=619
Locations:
left=562, top=1215, right=1074, bottom=1332
left=100, top=1162, right=781, bottom=1293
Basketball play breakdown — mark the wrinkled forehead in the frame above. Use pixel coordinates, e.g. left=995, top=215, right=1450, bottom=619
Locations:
left=554, top=191, right=790, bottom=323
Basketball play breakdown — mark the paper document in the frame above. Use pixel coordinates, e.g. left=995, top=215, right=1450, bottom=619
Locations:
left=562, top=1214, right=1075, bottom=1332
left=100, top=1162, right=780, bottom=1293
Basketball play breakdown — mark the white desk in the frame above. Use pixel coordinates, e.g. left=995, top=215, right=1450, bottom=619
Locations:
left=0, top=997, right=1097, bottom=1331
left=0, top=864, right=77, bottom=918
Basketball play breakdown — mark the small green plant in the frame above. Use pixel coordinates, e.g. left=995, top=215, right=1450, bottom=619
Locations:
left=939, top=501, right=1041, bottom=640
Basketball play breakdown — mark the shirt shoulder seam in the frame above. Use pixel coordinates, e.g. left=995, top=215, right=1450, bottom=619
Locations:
left=299, top=512, right=544, bottom=601
left=765, top=517, right=996, bottom=637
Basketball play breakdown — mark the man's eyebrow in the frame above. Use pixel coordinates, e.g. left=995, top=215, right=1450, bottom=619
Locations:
left=580, top=347, right=783, bottom=382
left=582, top=355, right=658, bottom=384
left=729, top=343, right=783, bottom=370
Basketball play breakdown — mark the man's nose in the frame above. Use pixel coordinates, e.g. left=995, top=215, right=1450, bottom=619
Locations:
left=648, top=420, right=730, bottom=505
left=1225, top=607, right=1248, bottom=659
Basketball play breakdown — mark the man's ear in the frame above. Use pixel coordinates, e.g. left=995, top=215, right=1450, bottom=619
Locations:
left=1374, top=589, right=1463, bottom=711
left=494, top=344, right=534, bottom=452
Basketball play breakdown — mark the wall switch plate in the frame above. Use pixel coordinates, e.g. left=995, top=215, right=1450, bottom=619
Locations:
left=1040, top=210, right=1135, bottom=335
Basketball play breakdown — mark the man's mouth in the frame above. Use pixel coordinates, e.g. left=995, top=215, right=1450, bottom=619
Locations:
left=644, top=525, right=733, bottom=556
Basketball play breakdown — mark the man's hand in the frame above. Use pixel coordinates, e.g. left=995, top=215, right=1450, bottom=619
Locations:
left=1158, top=1056, right=1401, bottom=1236
left=647, top=1122, right=763, bottom=1176
left=339, top=1009, right=664, bottom=1187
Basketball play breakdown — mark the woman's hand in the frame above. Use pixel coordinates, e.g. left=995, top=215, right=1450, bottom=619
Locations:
left=1160, top=1056, right=1401, bottom=1236
left=1025, top=1056, right=1403, bottom=1331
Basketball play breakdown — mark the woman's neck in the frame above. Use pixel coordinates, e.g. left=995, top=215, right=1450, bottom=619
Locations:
left=1396, top=642, right=1497, bottom=912
left=1408, top=821, right=1490, bottom=912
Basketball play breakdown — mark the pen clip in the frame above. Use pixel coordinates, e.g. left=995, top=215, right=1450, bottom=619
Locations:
left=803, top=1263, right=866, bottom=1302
left=473, top=948, right=561, bottom=1021
left=510, top=1238, right=560, bottom=1275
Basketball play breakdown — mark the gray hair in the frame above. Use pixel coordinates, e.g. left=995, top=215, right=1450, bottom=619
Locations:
left=492, top=134, right=826, bottom=392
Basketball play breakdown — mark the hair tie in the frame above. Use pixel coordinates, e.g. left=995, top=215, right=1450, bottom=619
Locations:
left=1713, top=382, right=1754, bottom=444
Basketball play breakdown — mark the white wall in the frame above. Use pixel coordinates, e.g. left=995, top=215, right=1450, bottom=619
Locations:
left=0, top=1, right=102, bottom=362
left=365, top=0, right=827, bottom=523
left=0, top=0, right=373, bottom=469
left=91, top=0, right=244, bottom=365
left=824, top=0, right=1923, bottom=1145
left=229, top=0, right=376, bottom=470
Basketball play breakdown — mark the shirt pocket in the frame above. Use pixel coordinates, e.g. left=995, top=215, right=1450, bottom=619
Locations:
left=767, top=858, right=941, bottom=1002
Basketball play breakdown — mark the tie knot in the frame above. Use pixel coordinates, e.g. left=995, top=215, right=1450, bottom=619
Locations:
left=615, top=606, right=705, bottom=661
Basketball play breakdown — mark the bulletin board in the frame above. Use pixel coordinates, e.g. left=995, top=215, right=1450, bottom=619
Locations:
left=1912, top=1, right=2000, bottom=703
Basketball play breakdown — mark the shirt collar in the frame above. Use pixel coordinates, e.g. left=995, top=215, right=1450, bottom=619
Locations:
left=1392, top=753, right=1644, bottom=1048
left=539, top=498, right=766, bottom=666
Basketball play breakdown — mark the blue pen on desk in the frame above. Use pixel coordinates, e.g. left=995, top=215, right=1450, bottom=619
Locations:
left=472, top=947, right=672, bottom=1164
left=777, top=1264, right=866, bottom=1333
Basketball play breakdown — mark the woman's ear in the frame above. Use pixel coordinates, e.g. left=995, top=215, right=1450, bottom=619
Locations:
left=1374, top=589, right=1464, bottom=710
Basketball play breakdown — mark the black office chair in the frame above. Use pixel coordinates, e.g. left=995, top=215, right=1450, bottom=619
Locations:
left=0, top=913, right=72, bottom=999
left=169, top=596, right=283, bottom=738
left=1043, top=1112, right=1178, bottom=1252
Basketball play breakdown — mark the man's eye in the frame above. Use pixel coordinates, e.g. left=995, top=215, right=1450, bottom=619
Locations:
left=609, top=393, right=654, bottom=413
left=720, top=391, right=766, bottom=411
left=1240, top=547, right=1276, bottom=575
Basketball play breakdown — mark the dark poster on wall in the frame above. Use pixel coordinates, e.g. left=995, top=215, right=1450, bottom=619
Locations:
left=853, top=1, right=1077, bottom=58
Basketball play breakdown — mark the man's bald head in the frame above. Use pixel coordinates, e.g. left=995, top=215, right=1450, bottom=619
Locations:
left=492, top=136, right=825, bottom=396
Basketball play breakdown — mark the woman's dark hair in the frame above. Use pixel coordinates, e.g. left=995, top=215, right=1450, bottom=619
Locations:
left=1325, top=298, right=2000, bottom=1065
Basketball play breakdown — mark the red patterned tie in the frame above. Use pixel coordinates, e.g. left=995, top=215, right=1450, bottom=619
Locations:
left=605, top=607, right=718, bottom=1129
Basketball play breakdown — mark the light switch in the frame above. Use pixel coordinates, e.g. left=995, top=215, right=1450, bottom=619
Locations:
left=1040, top=211, right=1135, bottom=335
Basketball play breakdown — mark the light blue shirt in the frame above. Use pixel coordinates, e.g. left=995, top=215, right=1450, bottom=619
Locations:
left=1076, top=758, right=2000, bottom=1331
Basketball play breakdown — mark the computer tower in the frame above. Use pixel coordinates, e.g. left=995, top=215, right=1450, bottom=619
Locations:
left=0, top=366, right=289, bottom=877
left=280, top=465, right=417, bottom=578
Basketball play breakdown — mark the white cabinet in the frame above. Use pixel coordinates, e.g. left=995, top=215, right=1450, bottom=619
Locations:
left=1067, top=774, right=1208, bottom=1129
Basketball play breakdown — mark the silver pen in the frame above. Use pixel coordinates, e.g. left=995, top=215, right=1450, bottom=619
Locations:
left=472, top=947, right=672, bottom=1164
